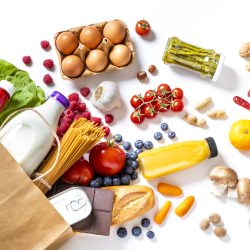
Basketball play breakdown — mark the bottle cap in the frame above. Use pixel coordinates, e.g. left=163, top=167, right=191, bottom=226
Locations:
left=0, top=80, right=16, bottom=97
left=50, top=91, right=69, bottom=109
left=205, top=137, right=218, bottom=158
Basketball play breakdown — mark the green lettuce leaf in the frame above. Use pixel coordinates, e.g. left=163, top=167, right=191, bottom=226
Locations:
left=0, top=59, right=45, bottom=124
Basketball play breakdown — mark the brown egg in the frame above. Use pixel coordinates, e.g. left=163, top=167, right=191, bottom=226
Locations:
left=80, top=26, right=102, bottom=49
left=86, top=50, right=108, bottom=72
left=109, top=44, right=132, bottom=67
left=56, top=32, right=79, bottom=55
left=61, top=55, right=84, bottom=78
left=103, top=20, right=126, bottom=44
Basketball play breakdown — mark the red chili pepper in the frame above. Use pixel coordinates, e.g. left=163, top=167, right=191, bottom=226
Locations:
left=233, top=96, right=250, bottom=110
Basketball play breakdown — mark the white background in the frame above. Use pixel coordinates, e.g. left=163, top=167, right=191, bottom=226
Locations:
left=1, top=0, right=250, bottom=249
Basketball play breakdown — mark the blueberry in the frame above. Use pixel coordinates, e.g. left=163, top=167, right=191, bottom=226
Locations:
left=168, top=131, right=176, bottom=139
left=144, top=141, right=153, bottom=149
left=113, top=134, right=122, bottom=143
left=89, top=180, right=100, bottom=188
left=112, top=176, right=121, bottom=186
left=103, top=176, right=112, bottom=186
left=134, top=140, right=144, bottom=149
left=135, top=148, right=143, bottom=155
left=141, top=218, right=150, bottom=227
left=161, top=123, right=168, bottom=131
left=123, top=141, right=132, bottom=151
left=132, top=226, right=142, bottom=237
left=131, top=160, right=139, bottom=170
left=146, top=231, right=155, bottom=239
left=121, top=174, right=131, bottom=185
left=125, top=165, right=134, bottom=175
left=131, top=171, right=138, bottom=180
left=154, top=132, right=162, bottom=140
left=117, top=227, right=127, bottom=238
left=129, top=152, right=138, bottom=160
left=95, top=177, right=103, bottom=187
left=125, top=152, right=130, bottom=160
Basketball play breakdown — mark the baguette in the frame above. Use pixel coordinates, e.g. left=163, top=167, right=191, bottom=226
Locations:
left=102, top=185, right=155, bottom=225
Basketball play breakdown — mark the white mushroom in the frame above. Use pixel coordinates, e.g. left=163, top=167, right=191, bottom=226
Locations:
left=237, top=178, right=250, bottom=205
left=209, top=166, right=238, bottom=196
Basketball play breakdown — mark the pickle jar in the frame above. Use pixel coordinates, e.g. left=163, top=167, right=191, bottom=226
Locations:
left=162, top=37, right=224, bottom=81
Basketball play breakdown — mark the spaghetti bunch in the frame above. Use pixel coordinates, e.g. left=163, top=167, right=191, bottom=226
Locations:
left=34, top=118, right=104, bottom=193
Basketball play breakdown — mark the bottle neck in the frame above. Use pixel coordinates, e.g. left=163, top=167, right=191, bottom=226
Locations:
left=35, top=97, right=65, bottom=127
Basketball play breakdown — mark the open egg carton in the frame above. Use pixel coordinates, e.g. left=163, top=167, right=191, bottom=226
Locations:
left=54, top=19, right=135, bottom=80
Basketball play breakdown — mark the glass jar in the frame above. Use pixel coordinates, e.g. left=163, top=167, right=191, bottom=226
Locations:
left=162, top=37, right=224, bottom=81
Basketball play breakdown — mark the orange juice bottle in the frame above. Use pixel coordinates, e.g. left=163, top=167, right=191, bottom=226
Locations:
left=138, top=137, right=218, bottom=180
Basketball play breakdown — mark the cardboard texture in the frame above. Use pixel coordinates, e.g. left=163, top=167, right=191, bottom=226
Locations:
left=54, top=19, right=135, bottom=80
left=0, top=144, right=73, bottom=250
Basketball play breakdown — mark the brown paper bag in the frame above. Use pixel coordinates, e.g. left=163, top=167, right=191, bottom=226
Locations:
left=0, top=144, right=73, bottom=250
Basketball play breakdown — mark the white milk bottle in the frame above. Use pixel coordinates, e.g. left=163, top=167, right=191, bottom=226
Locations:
left=0, top=91, right=69, bottom=176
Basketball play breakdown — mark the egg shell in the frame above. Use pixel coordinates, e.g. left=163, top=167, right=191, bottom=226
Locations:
left=86, top=49, right=108, bottom=72
left=109, top=44, right=132, bottom=67
left=61, top=55, right=84, bottom=78
left=103, top=20, right=126, bottom=45
left=56, top=32, right=79, bottom=55
left=80, top=26, right=102, bottom=49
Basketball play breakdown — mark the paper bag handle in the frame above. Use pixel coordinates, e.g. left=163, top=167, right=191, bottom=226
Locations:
left=0, top=108, right=61, bottom=185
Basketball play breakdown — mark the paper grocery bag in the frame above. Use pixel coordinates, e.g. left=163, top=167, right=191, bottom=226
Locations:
left=0, top=144, right=73, bottom=250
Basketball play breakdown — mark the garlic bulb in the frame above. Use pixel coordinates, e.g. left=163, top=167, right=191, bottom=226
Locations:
left=91, top=81, right=121, bottom=112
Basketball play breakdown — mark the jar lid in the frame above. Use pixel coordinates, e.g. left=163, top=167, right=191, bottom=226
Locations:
left=0, top=80, right=16, bottom=97
left=212, top=54, right=225, bottom=81
left=50, top=91, right=69, bottom=109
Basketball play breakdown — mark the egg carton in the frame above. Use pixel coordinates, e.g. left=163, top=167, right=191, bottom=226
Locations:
left=54, top=19, right=135, bottom=80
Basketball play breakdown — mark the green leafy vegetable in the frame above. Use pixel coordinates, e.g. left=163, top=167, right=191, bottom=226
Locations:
left=162, top=37, right=221, bottom=79
left=0, top=59, right=45, bottom=124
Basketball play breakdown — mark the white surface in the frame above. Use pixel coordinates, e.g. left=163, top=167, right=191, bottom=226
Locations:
left=1, top=0, right=250, bottom=249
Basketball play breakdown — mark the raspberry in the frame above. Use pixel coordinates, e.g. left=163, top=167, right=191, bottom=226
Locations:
left=102, top=126, right=110, bottom=137
left=69, top=101, right=78, bottom=111
left=105, top=114, right=114, bottom=124
left=60, top=122, right=70, bottom=134
left=78, top=103, right=86, bottom=112
left=56, top=127, right=62, bottom=136
left=91, top=117, right=102, bottom=126
left=40, top=40, right=50, bottom=50
left=63, top=116, right=73, bottom=124
left=68, top=93, right=79, bottom=102
left=22, top=56, right=32, bottom=65
left=81, top=111, right=91, bottom=120
left=43, top=59, right=54, bottom=69
left=74, top=114, right=82, bottom=121
left=43, top=74, right=53, bottom=85
left=65, top=109, right=75, bottom=120
left=80, top=87, right=90, bottom=97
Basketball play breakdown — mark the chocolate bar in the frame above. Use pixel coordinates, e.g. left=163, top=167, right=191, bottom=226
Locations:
left=47, top=181, right=114, bottom=236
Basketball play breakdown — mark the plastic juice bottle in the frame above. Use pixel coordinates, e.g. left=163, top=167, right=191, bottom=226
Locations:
left=0, top=91, right=69, bottom=176
left=138, top=137, right=218, bottom=180
left=0, top=80, right=15, bottom=112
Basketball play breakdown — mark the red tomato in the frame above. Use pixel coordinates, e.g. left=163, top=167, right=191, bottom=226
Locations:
left=157, top=84, right=171, bottom=98
left=62, top=158, right=94, bottom=186
left=144, top=90, right=157, bottom=102
left=130, top=109, right=145, bottom=124
left=89, top=142, right=126, bottom=176
left=142, top=104, right=158, bottom=119
left=172, top=88, right=184, bottom=100
left=135, top=20, right=151, bottom=36
left=154, top=99, right=170, bottom=112
left=130, top=94, right=144, bottom=109
left=171, top=99, right=184, bottom=112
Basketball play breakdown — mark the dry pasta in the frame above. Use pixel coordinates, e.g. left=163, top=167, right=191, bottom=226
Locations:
left=34, top=118, right=104, bottom=193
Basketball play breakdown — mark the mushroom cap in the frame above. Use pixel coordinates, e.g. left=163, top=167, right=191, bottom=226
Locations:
left=209, top=166, right=238, bottom=188
left=237, top=178, right=250, bottom=204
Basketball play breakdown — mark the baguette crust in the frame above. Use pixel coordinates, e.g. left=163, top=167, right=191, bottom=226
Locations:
left=102, top=185, right=155, bottom=225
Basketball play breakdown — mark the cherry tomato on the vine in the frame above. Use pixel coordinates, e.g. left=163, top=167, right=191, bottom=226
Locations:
left=171, top=99, right=184, bottom=112
left=135, top=20, right=151, bottom=36
left=172, top=88, right=184, bottom=100
left=157, top=84, right=171, bottom=98
left=154, top=99, right=170, bottom=112
left=130, top=94, right=144, bottom=109
left=130, top=109, right=145, bottom=124
left=144, top=90, right=157, bottom=102
left=142, top=104, right=158, bottom=119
